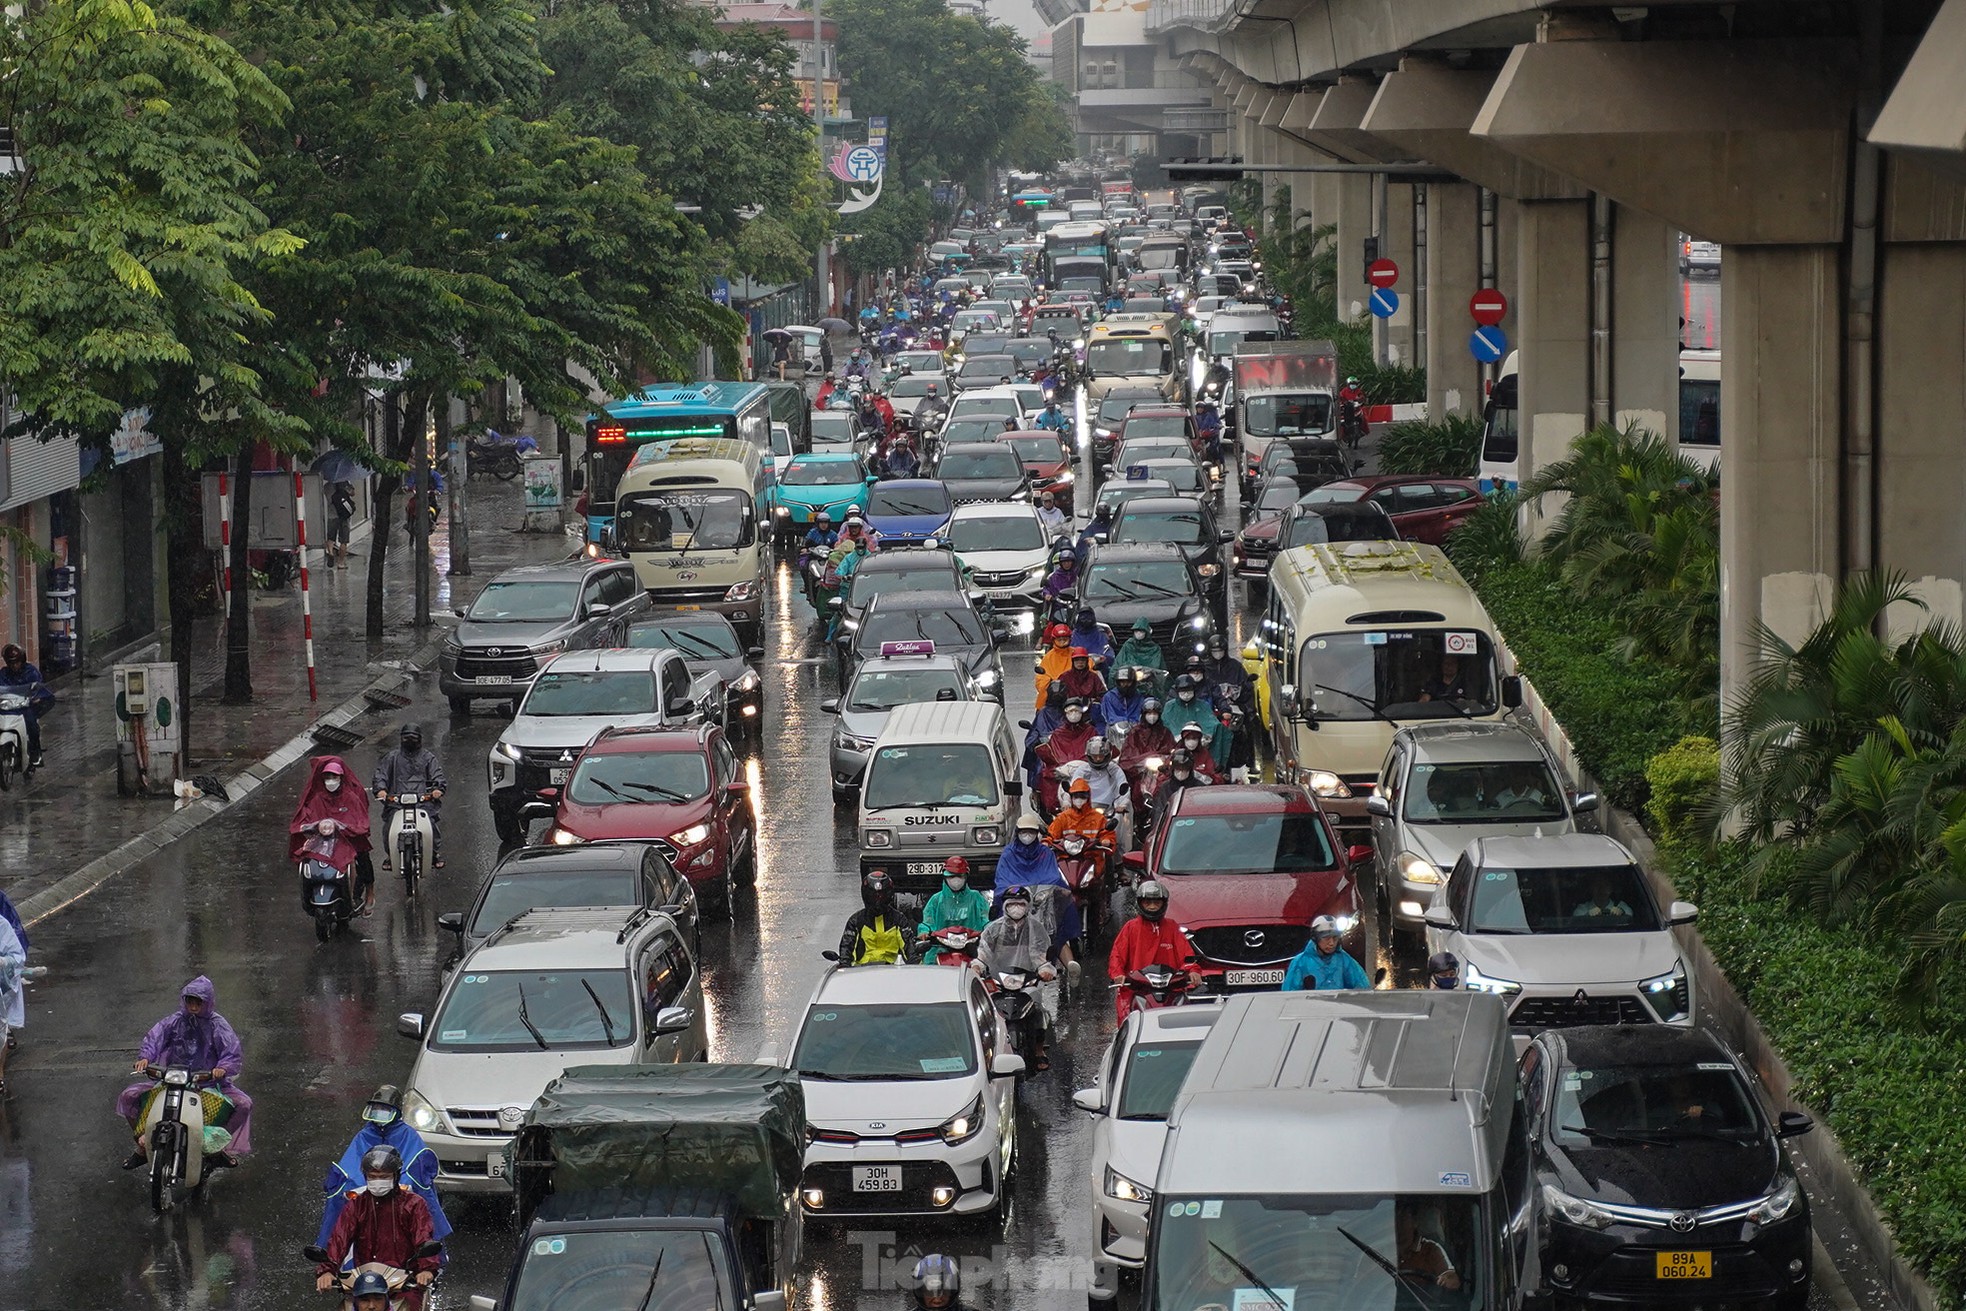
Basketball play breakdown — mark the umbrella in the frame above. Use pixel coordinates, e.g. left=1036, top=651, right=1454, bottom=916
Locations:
left=760, top=327, right=793, bottom=344
left=309, top=448, right=365, bottom=484
left=817, top=316, right=851, bottom=333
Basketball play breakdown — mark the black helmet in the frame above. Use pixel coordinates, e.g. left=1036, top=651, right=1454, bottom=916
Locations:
left=1136, top=879, right=1169, bottom=920
left=1174, top=672, right=1205, bottom=695
left=362, top=1085, right=403, bottom=1126
left=914, top=1254, right=961, bottom=1309
left=862, top=870, right=895, bottom=912
left=1428, top=952, right=1461, bottom=988
left=399, top=722, right=422, bottom=748
left=361, top=1144, right=402, bottom=1183
left=350, top=1271, right=392, bottom=1300
left=1169, top=748, right=1194, bottom=770
left=1141, top=696, right=1163, bottom=717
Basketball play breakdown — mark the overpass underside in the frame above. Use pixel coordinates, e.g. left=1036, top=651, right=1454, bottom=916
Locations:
left=1153, top=0, right=1966, bottom=701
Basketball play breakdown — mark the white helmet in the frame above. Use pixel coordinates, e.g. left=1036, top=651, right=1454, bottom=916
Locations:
left=1310, top=915, right=1343, bottom=940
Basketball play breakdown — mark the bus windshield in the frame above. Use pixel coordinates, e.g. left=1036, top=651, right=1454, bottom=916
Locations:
left=1244, top=394, right=1332, bottom=438
left=617, top=489, right=753, bottom=552
left=1300, top=630, right=1498, bottom=720
left=1086, top=339, right=1172, bottom=378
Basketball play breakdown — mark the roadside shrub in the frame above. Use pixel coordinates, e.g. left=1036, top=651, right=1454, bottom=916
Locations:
left=1443, top=491, right=1524, bottom=584
left=1379, top=414, right=1482, bottom=477
left=1643, top=735, right=1719, bottom=862
left=1355, top=362, right=1426, bottom=406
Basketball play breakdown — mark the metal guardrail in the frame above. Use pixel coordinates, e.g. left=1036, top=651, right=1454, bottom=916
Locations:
left=1145, top=0, right=1240, bottom=36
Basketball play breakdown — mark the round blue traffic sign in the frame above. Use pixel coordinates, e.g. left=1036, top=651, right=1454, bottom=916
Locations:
left=1368, top=287, right=1399, bottom=319
left=1470, top=324, right=1508, bottom=362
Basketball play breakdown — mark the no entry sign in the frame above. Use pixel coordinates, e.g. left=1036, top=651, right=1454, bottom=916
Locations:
left=1469, top=288, right=1508, bottom=326
left=1367, top=258, right=1400, bottom=289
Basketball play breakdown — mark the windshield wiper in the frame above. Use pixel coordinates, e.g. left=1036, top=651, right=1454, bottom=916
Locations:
left=580, top=978, right=620, bottom=1045
left=1207, top=1241, right=1293, bottom=1311
left=1097, top=581, right=1140, bottom=601
left=1130, top=579, right=1182, bottom=599
left=1308, top=682, right=1397, bottom=725
left=634, top=1246, right=665, bottom=1311
left=1333, top=1226, right=1429, bottom=1302
left=862, top=801, right=970, bottom=812
left=623, top=782, right=691, bottom=802
left=663, top=630, right=725, bottom=659
left=515, top=982, right=549, bottom=1051
left=585, top=777, right=636, bottom=803
left=1561, top=1122, right=1674, bottom=1147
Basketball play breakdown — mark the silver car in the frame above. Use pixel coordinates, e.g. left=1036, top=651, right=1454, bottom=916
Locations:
left=440, top=560, right=649, bottom=713
left=396, top=905, right=710, bottom=1193
left=821, top=651, right=981, bottom=803
left=1367, top=722, right=1597, bottom=943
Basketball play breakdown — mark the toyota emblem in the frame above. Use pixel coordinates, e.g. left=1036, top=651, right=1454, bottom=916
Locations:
left=1669, top=1212, right=1696, bottom=1233
left=487, top=647, right=503, bottom=657
left=1243, top=929, right=1265, bottom=949
left=498, top=1105, right=526, bottom=1128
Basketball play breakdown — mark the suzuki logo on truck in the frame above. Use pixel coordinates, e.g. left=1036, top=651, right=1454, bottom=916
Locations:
left=903, top=814, right=963, bottom=826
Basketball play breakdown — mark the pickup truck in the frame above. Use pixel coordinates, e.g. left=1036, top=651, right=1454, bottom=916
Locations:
left=474, top=1063, right=804, bottom=1311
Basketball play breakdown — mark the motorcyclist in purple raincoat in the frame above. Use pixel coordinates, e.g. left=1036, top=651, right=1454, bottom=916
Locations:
left=115, top=976, right=254, bottom=1170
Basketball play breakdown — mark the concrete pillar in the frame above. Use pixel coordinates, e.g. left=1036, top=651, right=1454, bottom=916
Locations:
left=1515, top=198, right=1591, bottom=530
left=1375, top=182, right=1417, bottom=367
left=1609, top=204, right=1680, bottom=437
left=1426, top=182, right=1484, bottom=419
left=1334, top=174, right=1373, bottom=322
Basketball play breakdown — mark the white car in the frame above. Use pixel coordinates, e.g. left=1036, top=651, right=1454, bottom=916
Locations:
left=790, top=964, right=1024, bottom=1219
left=886, top=372, right=950, bottom=420
left=942, top=387, right=1029, bottom=434
left=887, top=351, right=947, bottom=378
left=1424, top=833, right=1699, bottom=1037
left=946, top=502, right=1052, bottom=608
left=1074, top=1004, right=1222, bottom=1303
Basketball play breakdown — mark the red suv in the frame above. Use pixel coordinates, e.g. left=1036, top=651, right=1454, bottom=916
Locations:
left=539, top=723, right=756, bottom=917
left=1124, top=784, right=1367, bottom=991
left=998, top=429, right=1076, bottom=514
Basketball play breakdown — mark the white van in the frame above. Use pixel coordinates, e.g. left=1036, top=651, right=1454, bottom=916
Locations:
left=1477, top=350, right=1519, bottom=495
left=1677, top=347, right=1720, bottom=474
left=614, top=437, right=773, bottom=644
left=857, top=699, right=1023, bottom=895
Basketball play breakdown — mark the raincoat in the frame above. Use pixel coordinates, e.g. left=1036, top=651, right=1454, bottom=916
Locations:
left=1068, top=618, right=1115, bottom=668
left=0, top=917, right=24, bottom=1035
left=317, top=1119, right=453, bottom=1250
left=1283, top=942, right=1372, bottom=991
left=917, top=886, right=992, bottom=962
left=1112, top=634, right=1167, bottom=686
left=289, top=756, right=372, bottom=869
left=116, top=976, right=254, bottom=1154
left=1163, top=694, right=1232, bottom=765
left=0, top=887, right=25, bottom=952
left=1034, top=636, right=1075, bottom=698
left=1056, top=665, right=1107, bottom=705
left=995, top=841, right=1081, bottom=946
left=1100, top=684, right=1149, bottom=727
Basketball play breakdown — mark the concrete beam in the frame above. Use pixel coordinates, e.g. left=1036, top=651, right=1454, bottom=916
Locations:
left=1870, top=0, right=1966, bottom=180
left=1474, top=40, right=1856, bottom=244
left=1425, top=182, right=1485, bottom=419
left=1515, top=198, right=1591, bottom=535
left=1361, top=62, right=1586, bottom=201
left=1608, top=204, right=1679, bottom=438
left=1303, top=77, right=1411, bottom=165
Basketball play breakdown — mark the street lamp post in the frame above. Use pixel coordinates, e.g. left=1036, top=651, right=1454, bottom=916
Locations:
left=813, top=0, right=828, bottom=318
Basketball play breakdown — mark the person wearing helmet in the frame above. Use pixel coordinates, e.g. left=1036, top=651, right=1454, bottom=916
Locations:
left=1173, top=722, right=1224, bottom=784
left=316, top=1143, right=441, bottom=1306
left=1151, top=747, right=1212, bottom=829
left=802, top=509, right=839, bottom=556
left=1057, top=647, right=1107, bottom=706
left=815, top=371, right=841, bottom=410
left=1035, top=399, right=1070, bottom=433
left=913, top=1254, right=974, bottom=1311
left=372, top=723, right=446, bottom=870
left=978, top=885, right=1059, bottom=1067
left=996, top=813, right=1082, bottom=983
left=1069, top=606, right=1114, bottom=668
left=1077, top=734, right=1129, bottom=817
left=1112, top=617, right=1167, bottom=692
left=0, top=643, right=51, bottom=769
left=1337, top=374, right=1366, bottom=447
left=1117, top=697, right=1176, bottom=774
left=883, top=433, right=921, bottom=480
left=1040, top=549, right=1079, bottom=622
left=1193, top=399, right=1223, bottom=462
left=1021, top=681, right=1071, bottom=790
left=1075, top=502, right=1114, bottom=561
left=291, top=754, right=375, bottom=914
left=838, top=870, right=918, bottom=965
left=318, top=1085, right=453, bottom=1257
left=1428, top=952, right=1461, bottom=990
left=1035, top=490, right=1067, bottom=537
left=917, top=857, right=991, bottom=963
left=1161, top=672, right=1224, bottom=766
left=1034, top=620, right=1076, bottom=697
left=348, top=1269, right=393, bottom=1311
left=1047, top=775, right=1112, bottom=846
left=1100, top=665, right=1149, bottom=728
left=1108, top=880, right=1202, bottom=1021
left=1283, top=915, right=1371, bottom=991
left=1047, top=695, right=1101, bottom=767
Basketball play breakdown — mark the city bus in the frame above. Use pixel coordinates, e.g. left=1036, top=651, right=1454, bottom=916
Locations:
left=1043, top=221, right=1112, bottom=288
left=583, top=382, right=771, bottom=544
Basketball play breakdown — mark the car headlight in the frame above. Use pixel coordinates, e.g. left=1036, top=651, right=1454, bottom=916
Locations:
left=1196, top=562, right=1220, bottom=578
left=939, top=1094, right=986, bottom=1145
left=726, top=579, right=760, bottom=603
left=732, top=671, right=761, bottom=693
left=402, top=1089, right=445, bottom=1134
left=774, top=505, right=791, bottom=518
left=1465, top=963, right=1522, bottom=996
left=1190, top=616, right=1208, bottom=630
left=865, top=829, right=893, bottom=848
left=1640, top=959, right=1690, bottom=1021
left=1748, top=1175, right=1802, bottom=1226
left=495, top=741, right=523, bottom=762
left=976, top=669, right=999, bottom=686
left=441, top=636, right=463, bottom=656
left=971, top=825, right=1001, bottom=845
left=670, top=822, right=713, bottom=847
left=1056, top=470, right=1074, bottom=484
left=1104, top=1166, right=1153, bottom=1204
left=1399, top=853, right=1443, bottom=885
left=1542, top=1183, right=1614, bottom=1230
left=531, top=640, right=568, bottom=657
left=550, top=828, right=585, bottom=846
left=835, top=731, right=875, bottom=751
left=1305, top=770, right=1351, bottom=799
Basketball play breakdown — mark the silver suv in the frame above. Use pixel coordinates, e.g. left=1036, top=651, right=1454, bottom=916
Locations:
left=440, top=560, right=650, bottom=714
left=395, top=905, right=709, bottom=1194
left=1367, top=722, right=1596, bottom=944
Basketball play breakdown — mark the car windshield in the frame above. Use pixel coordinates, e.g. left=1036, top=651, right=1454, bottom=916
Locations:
left=1086, top=339, right=1172, bottom=377
left=958, top=355, right=1016, bottom=380
left=1116, top=1040, right=1205, bottom=1120
left=846, top=564, right=960, bottom=606
left=1116, top=508, right=1207, bottom=546
left=467, top=580, right=577, bottom=622
left=1552, top=1061, right=1760, bottom=1143
left=1006, top=340, right=1050, bottom=365
left=794, top=1001, right=978, bottom=1081
left=770, top=427, right=794, bottom=457
left=627, top=622, right=742, bottom=660
left=1283, top=507, right=1395, bottom=548
left=523, top=669, right=657, bottom=717
left=1245, top=394, right=1334, bottom=438
left=890, top=376, right=938, bottom=397
left=868, top=485, right=953, bottom=518
left=1008, top=436, right=1068, bottom=464
left=860, top=607, right=981, bottom=651
left=783, top=459, right=864, bottom=487
left=1208, top=328, right=1277, bottom=355
left=468, top=870, right=641, bottom=935
left=1144, top=463, right=1204, bottom=494
left=1255, top=485, right=1303, bottom=516
left=847, top=667, right=966, bottom=712
left=863, top=742, right=999, bottom=808
left=1086, top=561, right=1192, bottom=602
left=1403, top=761, right=1567, bottom=824
left=1157, top=812, right=1338, bottom=875
left=1099, top=396, right=1156, bottom=425
left=939, top=448, right=1024, bottom=479
left=568, top=751, right=710, bottom=806
left=1300, top=631, right=1499, bottom=720
left=508, top=1227, right=731, bottom=1311
left=952, top=514, right=1046, bottom=553
left=1118, top=442, right=1188, bottom=467
left=1148, top=1194, right=1488, bottom=1311
left=1098, top=484, right=1173, bottom=514
left=1123, top=416, right=1189, bottom=440
left=952, top=397, right=1020, bottom=420
left=810, top=413, right=857, bottom=442
left=617, top=489, right=751, bottom=553
left=943, top=419, right=1007, bottom=445
left=1300, top=483, right=1367, bottom=506
left=1469, top=862, right=1661, bottom=934
left=429, top=970, right=635, bottom=1051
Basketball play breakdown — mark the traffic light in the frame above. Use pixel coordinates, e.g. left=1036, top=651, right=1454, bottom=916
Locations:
left=1163, top=156, right=1246, bottom=182
left=1362, top=236, right=1379, bottom=279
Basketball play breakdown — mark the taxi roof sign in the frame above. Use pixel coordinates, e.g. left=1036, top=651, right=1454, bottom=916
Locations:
left=878, top=640, right=936, bottom=658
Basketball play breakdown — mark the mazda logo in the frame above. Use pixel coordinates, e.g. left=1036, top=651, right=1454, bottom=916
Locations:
left=1243, top=929, right=1265, bottom=948
left=498, top=1106, right=526, bottom=1128
left=1669, top=1212, right=1696, bottom=1233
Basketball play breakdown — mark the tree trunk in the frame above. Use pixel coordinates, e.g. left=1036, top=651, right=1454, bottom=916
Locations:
left=366, top=392, right=402, bottom=640
left=221, top=444, right=254, bottom=704
left=410, top=392, right=431, bottom=629
left=441, top=397, right=468, bottom=576
left=161, top=445, right=207, bottom=763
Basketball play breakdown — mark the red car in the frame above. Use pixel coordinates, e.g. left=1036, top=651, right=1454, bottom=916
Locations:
left=1299, top=475, right=1484, bottom=546
left=1122, top=784, right=1367, bottom=992
left=997, top=429, right=1076, bottom=513
left=541, top=723, right=757, bottom=917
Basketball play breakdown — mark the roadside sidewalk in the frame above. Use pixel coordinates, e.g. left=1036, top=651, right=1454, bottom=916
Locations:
left=2, top=481, right=576, bottom=924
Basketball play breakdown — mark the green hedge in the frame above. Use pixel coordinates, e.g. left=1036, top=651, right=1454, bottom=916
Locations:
left=1672, top=843, right=1966, bottom=1299
left=1380, top=414, right=1483, bottom=477
left=1472, top=559, right=1686, bottom=812
left=1643, top=735, right=1718, bottom=855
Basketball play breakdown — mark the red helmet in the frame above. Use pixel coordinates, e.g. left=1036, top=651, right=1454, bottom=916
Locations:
left=1045, top=622, right=1071, bottom=645
left=1069, top=646, right=1089, bottom=660
left=942, top=856, right=971, bottom=876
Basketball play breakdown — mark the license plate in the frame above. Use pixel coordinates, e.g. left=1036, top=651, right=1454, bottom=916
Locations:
left=852, top=1165, right=902, bottom=1193
left=674, top=604, right=701, bottom=611
left=549, top=768, right=571, bottom=785
left=487, top=1156, right=506, bottom=1179
left=1656, top=1252, right=1711, bottom=1280
left=474, top=675, right=508, bottom=685
left=906, top=862, right=945, bottom=876
left=1225, top=969, right=1284, bottom=987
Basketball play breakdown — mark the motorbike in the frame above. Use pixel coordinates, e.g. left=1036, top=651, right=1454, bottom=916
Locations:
left=302, top=1240, right=444, bottom=1311
left=465, top=432, right=536, bottom=482
left=299, top=851, right=360, bottom=942
left=1052, top=823, right=1117, bottom=948
left=0, top=687, right=39, bottom=789
left=136, top=1062, right=228, bottom=1213
left=923, top=924, right=982, bottom=969
left=985, top=966, right=1044, bottom=1076
left=1339, top=399, right=1368, bottom=451
left=386, top=793, right=436, bottom=899
left=1116, top=962, right=1199, bottom=1015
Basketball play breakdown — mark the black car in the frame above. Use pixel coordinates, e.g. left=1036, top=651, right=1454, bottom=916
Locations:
left=1242, top=436, right=1356, bottom=501
left=953, top=353, right=1020, bottom=393
left=831, top=550, right=974, bottom=661
left=1520, top=1026, right=1814, bottom=1311
left=1274, top=501, right=1398, bottom=549
left=931, top=441, right=1033, bottom=505
left=1089, top=385, right=1168, bottom=468
left=626, top=613, right=766, bottom=734
left=1105, top=495, right=1232, bottom=623
left=845, top=589, right=1008, bottom=695
left=437, top=841, right=699, bottom=962
left=1076, top=541, right=1212, bottom=653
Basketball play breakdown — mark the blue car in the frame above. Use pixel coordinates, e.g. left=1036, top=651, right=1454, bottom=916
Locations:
left=773, top=452, right=876, bottom=544
left=863, top=478, right=954, bottom=547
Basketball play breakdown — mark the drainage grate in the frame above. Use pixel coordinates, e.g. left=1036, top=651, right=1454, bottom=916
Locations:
left=362, top=686, right=414, bottom=711
left=310, top=722, right=367, bottom=751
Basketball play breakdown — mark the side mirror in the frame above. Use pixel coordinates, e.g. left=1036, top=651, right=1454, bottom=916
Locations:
left=1017, top=719, right=1033, bottom=730
left=820, top=699, right=841, bottom=715
left=1218, top=530, right=1236, bottom=544
left=585, top=600, right=613, bottom=620
left=752, top=1293, right=788, bottom=1311
left=821, top=949, right=842, bottom=962
left=519, top=801, right=554, bottom=823
left=1777, top=1110, right=1814, bottom=1138
left=1423, top=905, right=1456, bottom=931
left=1667, top=900, right=1700, bottom=926
left=452, top=606, right=468, bottom=619
left=1501, top=675, right=1524, bottom=710
left=1345, top=844, right=1374, bottom=868
left=397, top=1012, right=426, bottom=1040
left=1571, top=791, right=1599, bottom=813
left=1123, top=851, right=1147, bottom=870
left=1005, top=779, right=1024, bottom=799
left=1071, top=1086, right=1104, bottom=1114
left=1276, top=684, right=1299, bottom=720
left=725, top=780, right=749, bottom=795
left=747, top=647, right=766, bottom=662
left=1364, top=795, right=1392, bottom=818
left=653, top=1006, right=693, bottom=1035
left=302, top=1245, right=331, bottom=1264
left=470, top=1298, right=501, bottom=1311
left=991, top=1053, right=1028, bottom=1078
left=415, top=1239, right=445, bottom=1259
left=992, top=627, right=1010, bottom=643
left=436, top=911, right=464, bottom=935
left=828, top=597, right=844, bottom=609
